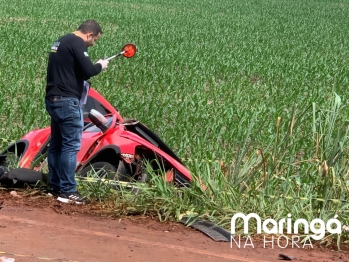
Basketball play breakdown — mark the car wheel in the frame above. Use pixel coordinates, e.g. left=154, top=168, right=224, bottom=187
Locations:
left=114, top=160, right=132, bottom=182
left=77, top=162, right=117, bottom=179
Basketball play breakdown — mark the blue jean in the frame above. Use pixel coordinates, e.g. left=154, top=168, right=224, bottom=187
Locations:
left=45, top=96, right=83, bottom=193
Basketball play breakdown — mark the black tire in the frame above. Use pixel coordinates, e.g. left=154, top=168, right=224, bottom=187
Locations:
left=115, top=160, right=132, bottom=182
left=77, top=162, right=117, bottom=179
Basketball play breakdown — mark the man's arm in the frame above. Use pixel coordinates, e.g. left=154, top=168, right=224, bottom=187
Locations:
left=72, top=40, right=102, bottom=79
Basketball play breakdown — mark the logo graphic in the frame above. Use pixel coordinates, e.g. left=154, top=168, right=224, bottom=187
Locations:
left=50, top=41, right=60, bottom=53
left=230, top=213, right=341, bottom=249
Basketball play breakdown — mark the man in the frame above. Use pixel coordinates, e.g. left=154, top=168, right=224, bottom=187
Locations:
left=45, top=19, right=109, bottom=204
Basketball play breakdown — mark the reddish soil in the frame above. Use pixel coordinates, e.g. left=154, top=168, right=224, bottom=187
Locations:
left=0, top=190, right=347, bottom=262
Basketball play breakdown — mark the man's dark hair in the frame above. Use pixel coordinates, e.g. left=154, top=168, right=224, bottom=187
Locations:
left=77, top=20, right=103, bottom=36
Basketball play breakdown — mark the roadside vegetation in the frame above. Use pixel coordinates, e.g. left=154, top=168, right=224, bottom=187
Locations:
left=1, top=0, right=349, bottom=248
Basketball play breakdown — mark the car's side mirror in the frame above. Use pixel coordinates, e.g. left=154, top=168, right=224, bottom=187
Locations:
left=88, top=109, right=108, bottom=132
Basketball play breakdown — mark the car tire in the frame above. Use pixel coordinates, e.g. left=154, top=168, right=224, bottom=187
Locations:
left=114, top=160, right=132, bottom=182
left=77, top=162, right=117, bottom=179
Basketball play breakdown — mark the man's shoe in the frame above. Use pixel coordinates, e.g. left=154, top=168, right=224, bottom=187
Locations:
left=57, top=191, right=90, bottom=205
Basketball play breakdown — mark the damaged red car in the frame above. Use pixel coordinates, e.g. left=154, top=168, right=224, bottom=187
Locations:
left=0, top=88, right=192, bottom=187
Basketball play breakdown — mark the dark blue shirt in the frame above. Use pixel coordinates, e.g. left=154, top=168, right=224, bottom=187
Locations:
left=46, top=33, right=102, bottom=99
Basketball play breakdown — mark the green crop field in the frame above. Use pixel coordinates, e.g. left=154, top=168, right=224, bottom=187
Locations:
left=1, top=0, right=349, bottom=246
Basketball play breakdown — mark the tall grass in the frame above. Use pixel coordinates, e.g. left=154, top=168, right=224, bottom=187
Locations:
left=78, top=92, right=349, bottom=248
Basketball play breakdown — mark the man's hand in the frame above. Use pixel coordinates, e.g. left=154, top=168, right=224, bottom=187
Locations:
left=96, top=59, right=109, bottom=70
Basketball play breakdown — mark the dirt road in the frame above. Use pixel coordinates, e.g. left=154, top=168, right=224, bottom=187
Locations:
left=0, top=191, right=347, bottom=262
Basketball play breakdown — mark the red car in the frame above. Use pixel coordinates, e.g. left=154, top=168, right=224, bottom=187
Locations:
left=0, top=88, right=192, bottom=187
